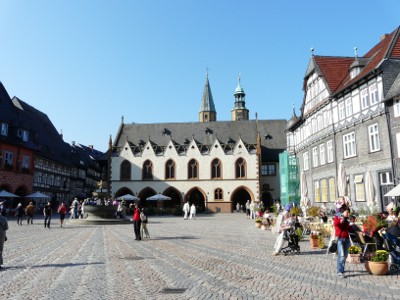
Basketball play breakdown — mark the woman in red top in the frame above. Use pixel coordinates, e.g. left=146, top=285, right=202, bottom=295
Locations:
left=133, top=203, right=142, bottom=241
left=57, top=203, right=68, bottom=228
left=334, top=205, right=351, bottom=278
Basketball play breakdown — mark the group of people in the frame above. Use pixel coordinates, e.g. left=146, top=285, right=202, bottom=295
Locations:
left=132, top=203, right=150, bottom=241
left=245, top=200, right=265, bottom=219
left=182, top=202, right=196, bottom=220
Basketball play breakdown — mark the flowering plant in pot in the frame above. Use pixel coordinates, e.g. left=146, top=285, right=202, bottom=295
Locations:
left=365, top=250, right=389, bottom=275
left=348, top=245, right=362, bottom=254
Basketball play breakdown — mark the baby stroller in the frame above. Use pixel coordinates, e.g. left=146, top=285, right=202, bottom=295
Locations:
left=382, top=232, right=400, bottom=273
left=281, top=227, right=300, bottom=255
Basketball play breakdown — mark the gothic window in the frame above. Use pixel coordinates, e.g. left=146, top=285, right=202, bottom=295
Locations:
left=214, top=188, right=223, bottom=200
left=211, top=159, right=222, bottom=179
left=235, top=158, right=246, bottom=178
left=165, top=159, right=175, bottom=179
left=120, top=160, right=131, bottom=180
left=188, top=159, right=198, bottom=179
left=142, top=160, right=153, bottom=180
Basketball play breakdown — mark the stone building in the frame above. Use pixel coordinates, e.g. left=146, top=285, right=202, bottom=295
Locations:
left=110, top=75, right=287, bottom=212
left=286, top=26, right=400, bottom=211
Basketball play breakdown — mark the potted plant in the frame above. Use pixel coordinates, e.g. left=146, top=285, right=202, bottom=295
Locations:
left=310, top=230, right=319, bottom=249
left=362, top=214, right=387, bottom=237
left=290, top=206, right=302, bottom=217
left=365, top=250, right=389, bottom=275
left=347, top=245, right=362, bottom=264
left=317, top=234, right=326, bottom=249
left=255, top=217, right=262, bottom=228
left=307, top=206, right=319, bottom=220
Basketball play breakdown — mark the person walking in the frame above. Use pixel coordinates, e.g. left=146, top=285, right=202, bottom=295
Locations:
left=245, top=200, right=250, bottom=219
left=0, top=213, right=9, bottom=270
left=71, top=198, right=79, bottom=219
left=43, top=201, right=52, bottom=229
left=140, top=207, right=150, bottom=239
left=334, top=205, right=351, bottom=278
left=189, top=204, right=196, bottom=220
left=57, top=203, right=68, bottom=228
left=15, top=203, right=25, bottom=225
left=182, top=202, right=190, bottom=220
left=25, top=202, right=35, bottom=225
left=133, top=203, right=142, bottom=241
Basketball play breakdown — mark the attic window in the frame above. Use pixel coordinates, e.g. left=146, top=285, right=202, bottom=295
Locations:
left=205, top=127, right=213, bottom=135
left=265, top=134, right=272, bottom=140
left=214, top=145, right=218, bottom=148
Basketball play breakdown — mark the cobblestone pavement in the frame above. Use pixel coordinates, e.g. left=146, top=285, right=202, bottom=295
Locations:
left=1, top=213, right=400, bottom=300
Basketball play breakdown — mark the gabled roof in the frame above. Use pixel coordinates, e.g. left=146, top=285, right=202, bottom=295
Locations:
left=310, top=27, right=400, bottom=97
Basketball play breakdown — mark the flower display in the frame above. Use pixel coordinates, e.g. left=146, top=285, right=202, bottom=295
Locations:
left=348, top=245, right=362, bottom=254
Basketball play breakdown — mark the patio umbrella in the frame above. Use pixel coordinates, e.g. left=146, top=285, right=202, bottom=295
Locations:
left=337, top=162, right=347, bottom=197
left=146, top=194, right=171, bottom=201
left=25, top=191, right=51, bottom=199
left=365, top=171, right=376, bottom=209
left=0, top=190, right=20, bottom=198
left=384, top=184, right=400, bottom=197
left=117, top=194, right=140, bottom=201
left=300, top=171, right=311, bottom=216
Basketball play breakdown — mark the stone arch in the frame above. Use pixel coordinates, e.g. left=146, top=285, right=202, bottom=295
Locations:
left=163, top=186, right=182, bottom=209
left=230, top=186, right=254, bottom=212
left=185, top=186, right=206, bottom=213
left=137, top=187, right=157, bottom=208
left=114, top=187, right=134, bottom=199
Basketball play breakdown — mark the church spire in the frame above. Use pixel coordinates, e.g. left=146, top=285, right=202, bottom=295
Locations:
left=199, top=71, right=217, bottom=122
left=231, top=74, right=249, bottom=121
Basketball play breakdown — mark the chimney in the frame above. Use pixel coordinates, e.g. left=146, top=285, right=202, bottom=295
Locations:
left=381, top=34, right=389, bottom=41
left=72, top=141, right=75, bottom=146
left=88, top=145, right=94, bottom=150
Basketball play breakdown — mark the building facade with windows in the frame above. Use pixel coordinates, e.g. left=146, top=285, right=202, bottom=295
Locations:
left=286, top=27, right=400, bottom=211
left=110, top=75, right=286, bottom=212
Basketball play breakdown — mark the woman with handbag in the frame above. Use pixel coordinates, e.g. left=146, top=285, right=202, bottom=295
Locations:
left=0, top=213, right=9, bottom=269
left=133, top=203, right=142, bottom=241
left=334, top=205, right=351, bottom=278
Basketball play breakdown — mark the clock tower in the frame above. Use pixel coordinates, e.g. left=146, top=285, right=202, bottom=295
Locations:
left=231, top=74, right=249, bottom=121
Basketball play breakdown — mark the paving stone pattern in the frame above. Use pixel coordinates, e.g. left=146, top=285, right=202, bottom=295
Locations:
left=1, top=214, right=400, bottom=300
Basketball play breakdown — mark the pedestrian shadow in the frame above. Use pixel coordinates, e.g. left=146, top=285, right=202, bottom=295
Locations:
left=5, top=262, right=104, bottom=270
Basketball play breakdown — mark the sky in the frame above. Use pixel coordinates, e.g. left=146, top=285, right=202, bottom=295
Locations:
left=0, top=1, right=399, bottom=152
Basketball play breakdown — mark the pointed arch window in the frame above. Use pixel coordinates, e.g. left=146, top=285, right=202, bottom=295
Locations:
left=211, top=158, right=222, bottom=179
left=142, top=160, right=153, bottom=180
left=120, top=160, right=131, bottom=180
left=188, top=159, right=199, bottom=179
left=165, top=159, right=175, bottom=179
left=235, top=158, right=246, bottom=178
left=214, top=188, right=223, bottom=200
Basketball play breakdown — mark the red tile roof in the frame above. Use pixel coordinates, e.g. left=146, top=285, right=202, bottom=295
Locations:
left=313, top=26, right=400, bottom=96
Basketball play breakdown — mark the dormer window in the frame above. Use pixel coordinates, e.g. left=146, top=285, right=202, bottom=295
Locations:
left=350, top=67, right=361, bottom=79
left=17, top=129, right=29, bottom=141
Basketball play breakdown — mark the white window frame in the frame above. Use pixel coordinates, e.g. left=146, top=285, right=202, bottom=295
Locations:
left=327, top=140, right=334, bottom=163
left=312, top=147, right=319, bottom=168
left=314, top=181, right=321, bottom=203
left=22, top=155, right=30, bottom=169
left=303, top=152, right=309, bottom=171
left=368, top=123, right=380, bottom=152
left=361, top=88, right=369, bottom=109
left=338, top=102, right=345, bottom=120
left=4, top=151, right=14, bottom=166
left=345, top=98, right=353, bottom=117
left=394, top=99, right=400, bottom=118
left=343, top=132, right=357, bottom=158
left=380, top=172, right=393, bottom=185
left=369, top=83, right=379, bottom=105
left=319, top=144, right=326, bottom=165
left=396, top=133, right=400, bottom=158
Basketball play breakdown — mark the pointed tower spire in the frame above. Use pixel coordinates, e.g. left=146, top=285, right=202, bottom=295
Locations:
left=231, top=73, right=249, bottom=121
left=199, top=71, right=217, bottom=122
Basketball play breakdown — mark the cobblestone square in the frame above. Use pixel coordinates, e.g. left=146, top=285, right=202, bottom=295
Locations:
left=1, top=214, right=399, bottom=300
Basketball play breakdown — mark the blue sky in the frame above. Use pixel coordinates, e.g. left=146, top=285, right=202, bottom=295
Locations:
left=0, top=1, right=399, bottom=152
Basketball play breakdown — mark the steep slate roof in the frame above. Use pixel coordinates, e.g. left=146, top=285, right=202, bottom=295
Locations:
left=114, top=120, right=287, bottom=162
left=386, top=72, right=400, bottom=100
left=199, top=75, right=216, bottom=113
left=11, top=97, right=73, bottom=165
left=0, top=81, right=19, bottom=124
